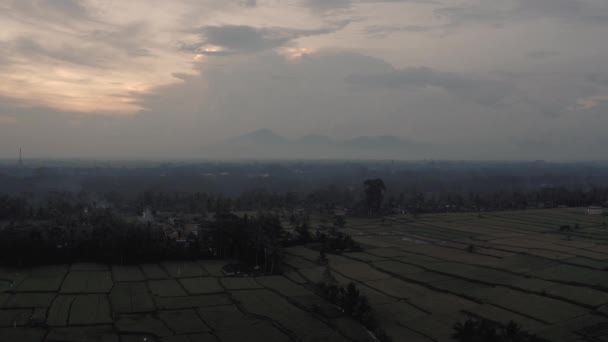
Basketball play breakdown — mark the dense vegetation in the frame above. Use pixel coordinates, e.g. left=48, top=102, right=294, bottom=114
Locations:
left=317, top=277, right=391, bottom=342
left=2, top=160, right=607, bottom=270
left=3, top=161, right=608, bottom=216
left=0, top=202, right=286, bottom=271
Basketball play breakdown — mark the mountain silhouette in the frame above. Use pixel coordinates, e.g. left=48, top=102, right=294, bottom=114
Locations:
left=203, top=129, right=434, bottom=159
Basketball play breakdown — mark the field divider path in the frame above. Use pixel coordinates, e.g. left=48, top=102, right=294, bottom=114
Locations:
left=389, top=215, right=538, bottom=237
left=282, top=250, right=433, bottom=315
left=376, top=245, right=608, bottom=309
left=339, top=248, right=606, bottom=324
left=352, top=220, right=608, bottom=293
left=253, top=276, right=364, bottom=342
left=305, top=249, right=534, bottom=340
left=224, top=288, right=299, bottom=342
left=367, top=257, right=573, bottom=326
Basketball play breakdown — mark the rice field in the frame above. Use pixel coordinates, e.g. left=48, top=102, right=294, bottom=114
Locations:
left=2, top=208, right=608, bottom=341
left=283, top=208, right=608, bottom=341
left=0, top=260, right=367, bottom=342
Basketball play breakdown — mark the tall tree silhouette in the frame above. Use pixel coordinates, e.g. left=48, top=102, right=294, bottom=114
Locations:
left=364, top=179, right=386, bottom=215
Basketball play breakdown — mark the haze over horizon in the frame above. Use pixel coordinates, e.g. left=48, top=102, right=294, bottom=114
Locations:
left=1, top=0, right=608, bottom=160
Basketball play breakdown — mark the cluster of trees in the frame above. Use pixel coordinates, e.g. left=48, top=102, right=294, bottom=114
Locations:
left=364, top=179, right=387, bottom=215
left=317, top=280, right=391, bottom=342
left=0, top=209, right=165, bottom=266
left=0, top=202, right=287, bottom=273
left=385, top=187, right=608, bottom=215
left=453, top=318, right=549, bottom=342
left=5, top=179, right=608, bottom=225
left=0, top=195, right=30, bottom=220
left=317, top=228, right=361, bottom=253
left=202, top=212, right=285, bottom=274
left=290, top=218, right=361, bottom=253
left=0, top=193, right=89, bottom=221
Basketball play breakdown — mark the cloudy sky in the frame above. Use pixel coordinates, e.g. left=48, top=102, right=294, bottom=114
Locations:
left=1, top=0, right=608, bottom=160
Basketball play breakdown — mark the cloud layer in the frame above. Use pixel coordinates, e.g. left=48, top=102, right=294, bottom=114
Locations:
left=1, top=0, right=608, bottom=160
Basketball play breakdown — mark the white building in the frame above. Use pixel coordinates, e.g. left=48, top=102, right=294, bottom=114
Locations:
left=587, top=206, right=604, bottom=215
left=140, top=208, right=155, bottom=223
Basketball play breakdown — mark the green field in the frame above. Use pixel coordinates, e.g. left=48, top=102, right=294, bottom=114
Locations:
left=0, top=260, right=366, bottom=342
left=2, top=208, right=608, bottom=341
left=283, top=208, right=608, bottom=341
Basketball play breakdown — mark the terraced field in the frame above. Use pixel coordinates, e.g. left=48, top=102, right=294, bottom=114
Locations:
left=0, top=260, right=367, bottom=342
left=283, top=208, right=608, bottom=341
left=3, top=208, right=608, bottom=341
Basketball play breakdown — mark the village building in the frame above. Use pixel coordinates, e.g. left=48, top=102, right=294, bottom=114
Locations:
left=587, top=206, right=604, bottom=215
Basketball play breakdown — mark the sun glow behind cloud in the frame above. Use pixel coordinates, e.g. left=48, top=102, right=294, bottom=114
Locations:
left=281, top=47, right=318, bottom=60
left=0, top=0, right=344, bottom=115
left=2, top=0, right=608, bottom=160
left=577, top=95, right=608, bottom=110
left=0, top=1, right=217, bottom=114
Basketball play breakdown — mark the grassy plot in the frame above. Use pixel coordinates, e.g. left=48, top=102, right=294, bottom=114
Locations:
left=154, top=294, right=232, bottom=310
left=214, top=320, right=292, bottom=342
left=220, top=277, right=263, bottom=290
left=16, top=265, right=67, bottom=292
left=475, top=287, right=588, bottom=324
left=158, top=309, right=211, bottom=334
left=232, top=289, right=350, bottom=342
left=115, top=313, right=173, bottom=338
left=255, top=276, right=311, bottom=297
left=179, top=278, right=223, bottom=295
left=68, top=295, right=112, bottom=325
left=197, top=305, right=253, bottom=331
left=46, top=325, right=118, bottom=342
left=1, top=293, right=55, bottom=309
left=0, top=327, right=46, bottom=342
left=70, top=263, right=108, bottom=272
left=111, top=265, right=145, bottom=282
left=0, top=309, right=32, bottom=327
left=533, top=264, right=607, bottom=286
left=158, top=333, right=218, bottom=342
left=148, top=279, right=187, bottom=297
left=140, top=264, right=169, bottom=280
left=332, top=262, right=392, bottom=282
left=161, top=262, right=207, bottom=278
left=46, top=295, right=76, bottom=327
left=109, top=282, right=155, bottom=313
left=60, top=271, right=113, bottom=294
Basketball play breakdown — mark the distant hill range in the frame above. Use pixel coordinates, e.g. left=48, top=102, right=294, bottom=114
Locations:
left=202, top=129, right=436, bottom=159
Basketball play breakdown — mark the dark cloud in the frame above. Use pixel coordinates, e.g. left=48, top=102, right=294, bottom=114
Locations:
left=182, top=24, right=346, bottom=56
left=435, top=0, right=608, bottom=28
left=238, top=0, right=257, bottom=7
left=302, top=0, right=351, bottom=13
left=347, top=66, right=514, bottom=106
left=9, top=36, right=108, bottom=67
left=84, top=22, right=155, bottom=58
left=195, top=25, right=292, bottom=54
left=6, top=0, right=92, bottom=24
left=527, top=50, right=560, bottom=59
left=587, top=73, right=608, bottom=87
left=42, top=0, right=88, bottom=16
left=302, top=0, right=437, bottom=13
left=365, top=24, right=433, bottom=37
left=1, top=22, right=154, bottom=70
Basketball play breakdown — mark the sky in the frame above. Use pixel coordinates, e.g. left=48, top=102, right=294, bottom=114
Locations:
left=1, top=0, right=608, bottom=160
